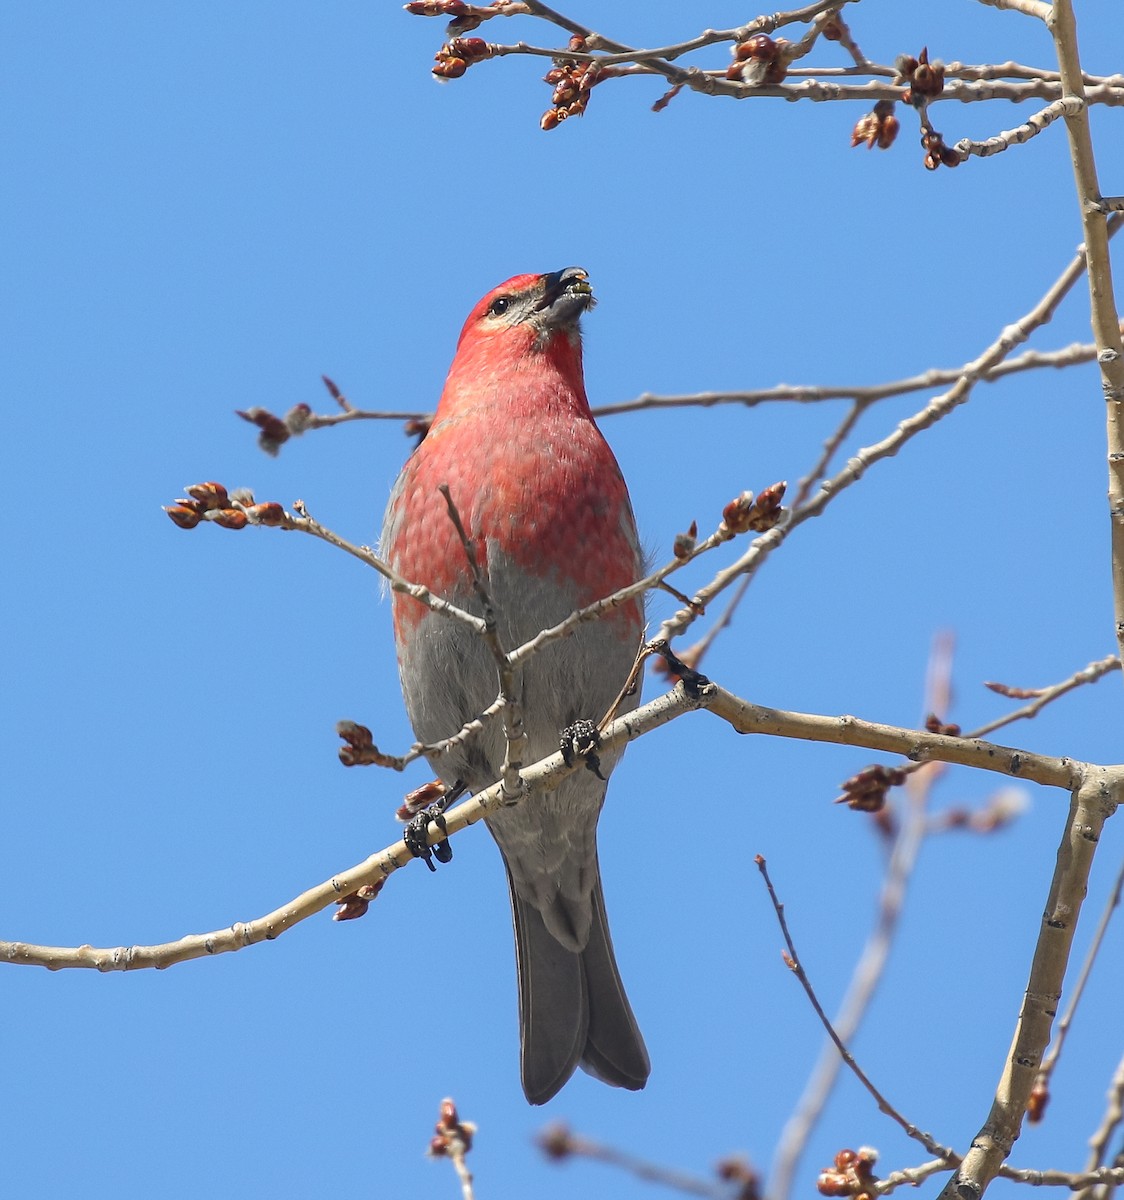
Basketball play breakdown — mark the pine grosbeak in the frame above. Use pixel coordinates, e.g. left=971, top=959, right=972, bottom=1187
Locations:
left=381, top=268, right=649, bottom=1104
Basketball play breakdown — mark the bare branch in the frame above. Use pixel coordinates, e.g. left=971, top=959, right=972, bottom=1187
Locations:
left=2, top=678, right=1099, bottom=971
left=1036, top=854, right=1124, bottom=1098
left=1046, top=1, right=1124, bottom=669
left=935, top=773, right=1122, bottom=1200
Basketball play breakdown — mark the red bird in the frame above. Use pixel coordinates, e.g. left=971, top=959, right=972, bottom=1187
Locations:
left=381, top=268, right=649, bottom=1104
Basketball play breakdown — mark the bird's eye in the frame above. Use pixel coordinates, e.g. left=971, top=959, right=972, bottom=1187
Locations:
left=488, top=296, right=512, bottom=317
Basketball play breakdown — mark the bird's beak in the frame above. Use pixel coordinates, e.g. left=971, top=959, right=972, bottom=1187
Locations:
left=534, top=267, right=596, bottom=327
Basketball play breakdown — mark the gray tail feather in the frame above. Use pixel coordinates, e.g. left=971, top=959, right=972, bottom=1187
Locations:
left=511, top=877, right=650, bottom=1105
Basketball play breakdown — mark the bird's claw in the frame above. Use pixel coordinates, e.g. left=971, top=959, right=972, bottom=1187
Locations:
left=652, top=639, right=711, bottom=698
left=561, top=718, right=605, bottom=780
left=403, top=796, right=453, bottom=871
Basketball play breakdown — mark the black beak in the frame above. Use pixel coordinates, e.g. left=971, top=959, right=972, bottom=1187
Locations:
left=535, top=267, right=595, bottom=325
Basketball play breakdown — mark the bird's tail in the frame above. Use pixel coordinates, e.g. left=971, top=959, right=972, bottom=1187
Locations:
left=510, top=873, right=650, bottom=1105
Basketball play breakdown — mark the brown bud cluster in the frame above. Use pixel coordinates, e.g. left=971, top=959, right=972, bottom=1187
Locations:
left=332, top=880, right=385, bottom=922
left=720, top=481, right=787, bottom=536
left=428, top=1098, right=477, bottom=1159
left=432, top=35, right=491, bottom=78
left=336, top=720, right=401, bottom=769
left=851, top=99, right=899, bottom=150
left=922, top=128, right=961, bottom=170
left=897, top=47, right=945, bottom=105
left=726, top=35, right=791, bottom=86
left=817, top=1148, right=879, bottom=1200
left=236, top=403, right=312, bottom=456
left=541, top=50, right=598, bottom=130
left=924, top=712, right=961, bottom=737
left=715, top=1157, right=760, bottom=1200
left=164, top=480, right=231, bottom=528
left=164, top=483, right=288, bottom=532
left=834, top=764, right=906, bottom=811
left=1027, top=1078, right=1050, bottom=1123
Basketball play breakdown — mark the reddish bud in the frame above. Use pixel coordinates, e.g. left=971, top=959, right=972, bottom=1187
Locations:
left=447, top=14, right=485, bottom=33
left=164, top=504, right=202, bottom=530
left=449, top=36, right=488, bottom=61
left=209, top=508, right=249, bottom=530
left=184, top=481, right=230, bottom=510
left=1027, top=1079, right=1049, bottom=1123
left=333, top=881, right=384, bottom=921
left=715, top=1156, right=760, bottom=1200
left=851, top=100, right=899, bottom=150
left=673, top=520, right=698, bottom=559
left=537, top=1122, right=575, bottom=1161
left=404, top=0, right=468, bottom=13
left=568, top=35, right=586, bottom=52
left=740, top=34, right=776, bottom=61
left=396, top=779, right=447, bottom=821
left=244, top=501, right=286, bottom=526
left=835, top=764, right=907, bottom=811
left=433, top=56, right=467, bottom=78
left=818, top=1168, right=851, bottom=1193
left=721, top=491, right=755, bottom=535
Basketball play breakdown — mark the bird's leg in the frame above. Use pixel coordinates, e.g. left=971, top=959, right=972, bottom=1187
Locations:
left=403, top=781, right=465, bottom=871
left=560, top=718, right=605, bottom=781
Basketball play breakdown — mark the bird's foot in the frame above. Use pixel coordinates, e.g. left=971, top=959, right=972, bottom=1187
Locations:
left=403, top=794, right=455, bottom=872
left=561, top=718, right=605, bottom=780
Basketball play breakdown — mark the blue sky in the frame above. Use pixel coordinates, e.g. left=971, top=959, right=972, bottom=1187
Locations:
left=3, top=3, right=1123, bottom=1198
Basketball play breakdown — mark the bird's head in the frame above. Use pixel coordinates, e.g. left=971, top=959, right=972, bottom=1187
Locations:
left=456, top=267, right=596, bottom=356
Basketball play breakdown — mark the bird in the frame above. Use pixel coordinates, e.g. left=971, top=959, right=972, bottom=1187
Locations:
left=380, top=267, right=650, bottom=1105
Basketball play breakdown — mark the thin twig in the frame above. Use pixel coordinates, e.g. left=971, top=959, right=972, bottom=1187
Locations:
left=538, top=1124, right=732, bottom=1199
left=755, top=855, right=955, bottom=1159
left=770, top=634, right=955, bottom=1200
left=1081, top=1054, right=1124, bottom=1191
left=957, top=95, right=1084, bottom=159
left=438, top=484, right=526, bottom=800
